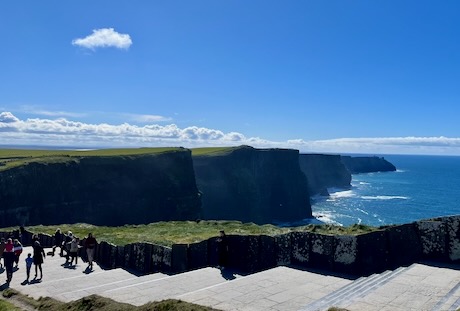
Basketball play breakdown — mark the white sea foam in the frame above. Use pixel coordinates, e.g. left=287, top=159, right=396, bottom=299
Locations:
left=361, top=195, right=409, bottom=200
left=356, top=208, right=369, bottom=215
left=359, top=182, right=370, bottom=185
left=329, top=189, right=356, bottom=199
left=312, top=211, right=343, bottom=226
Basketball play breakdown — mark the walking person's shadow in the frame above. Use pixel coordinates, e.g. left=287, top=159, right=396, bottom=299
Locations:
left=220, top=267, right=236, bottom=280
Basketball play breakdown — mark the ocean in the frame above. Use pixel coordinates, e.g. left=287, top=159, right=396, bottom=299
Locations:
left=311, top=154, right=460, bottom=227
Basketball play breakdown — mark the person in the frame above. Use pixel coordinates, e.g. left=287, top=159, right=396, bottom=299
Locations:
left=32, top=234, right=39, bottom=245
left=69, top=236, right=80, bottom=266
left=19, top=226, right=26, bottom=244
left=63, top=231, right=73, bottom=263
left=3, top=238, right=15, bottom=283
left=25, top=253, right=33, bottom=283
left=0, top=238, right=5, bottom=268
left=52, top=228, right=63, bottom=257
left=12, top=229, right=21, bottom=242
left=84, top=233, right=97, bottom=270
left=13, top=239, right=23, bottom=268
left=33, top=240, right=46, bottom=279
left=216, top=230, right=229, bottom=270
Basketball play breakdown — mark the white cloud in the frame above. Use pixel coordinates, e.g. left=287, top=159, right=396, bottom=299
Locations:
left=2, top=111, right=460, bottom=155
left=20, top=106, right=86, bottom=118
left=0, top=112, right=19, bottom=123
left=72, top=28, right=132, bottom=50
left=125, top=113, right=172, bottom=123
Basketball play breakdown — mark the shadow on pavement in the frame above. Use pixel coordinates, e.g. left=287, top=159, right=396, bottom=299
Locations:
left=220, top=268, right=236, bottom=280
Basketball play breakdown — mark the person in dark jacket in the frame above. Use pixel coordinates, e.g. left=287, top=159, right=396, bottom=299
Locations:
left=4, top=238, right=15, bottom=283
left=84, top=233, right=97, bottom=270
left=52, top=228, right=63, bottom=257
left=33, top=240, right=46, bottom=280
left=216, top=230, right=229, bottom=270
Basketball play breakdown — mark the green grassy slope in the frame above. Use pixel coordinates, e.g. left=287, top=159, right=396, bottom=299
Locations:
left=0, top=147, right=183, bottom=171
left=1, top=221, right=378, bottom=247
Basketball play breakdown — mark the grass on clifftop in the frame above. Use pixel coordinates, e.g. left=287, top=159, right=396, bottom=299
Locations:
left=1, top=221, right=378, bottom=247
left=0, top=147, right=183, bottom=171
left=190, top=146, right=237, bottom=156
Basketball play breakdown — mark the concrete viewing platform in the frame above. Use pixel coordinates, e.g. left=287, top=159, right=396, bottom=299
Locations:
left=4, top=246, right=460, bottom=311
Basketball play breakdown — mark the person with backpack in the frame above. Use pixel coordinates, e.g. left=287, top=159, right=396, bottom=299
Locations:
left=69, top=236, right=80, bottom=266
left=13, top=239, right=23, bottom=268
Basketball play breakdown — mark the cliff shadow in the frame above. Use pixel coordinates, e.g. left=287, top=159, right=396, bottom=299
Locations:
left=416, top=260, right=460, bottom=271
left=286, top=263, right=360, bottom=281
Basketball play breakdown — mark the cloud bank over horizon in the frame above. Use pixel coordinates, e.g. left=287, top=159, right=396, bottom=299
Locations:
left=1, top=112, right=460, bottom=155
left=72, top=28, right=132, bottom=50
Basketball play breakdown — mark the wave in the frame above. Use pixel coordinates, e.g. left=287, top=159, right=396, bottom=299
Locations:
left=355, top=208, right=369, bottom=215
left=361, top=195, right=409, bottom=200
left=328, top=189, right=356, bottom=199
left=312, top=211, right=343, bottom=226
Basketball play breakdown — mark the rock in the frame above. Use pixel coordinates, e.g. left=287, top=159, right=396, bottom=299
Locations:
left=193, top=146, right=312, bottom=224
left=299, top=154, right=352, bottom=196
left=0, top=149, right=202, bottom=227
left=341, top=156, right=396, bottom=174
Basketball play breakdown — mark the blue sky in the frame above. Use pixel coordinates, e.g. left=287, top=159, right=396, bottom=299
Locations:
left=1, top=1, right=460, bottom=155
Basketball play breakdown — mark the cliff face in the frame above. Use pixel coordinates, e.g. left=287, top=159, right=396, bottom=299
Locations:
left=193, top=146, right=312, bottom=224
left=299, top=154, right=352, bottom=195
left=0, top=150, right=201, bottom=227
left=341, top=156, right=396, bottom=174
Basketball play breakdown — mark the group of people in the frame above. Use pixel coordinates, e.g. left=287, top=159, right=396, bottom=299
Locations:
left=0, top=229, right=97, bottom=284
left=51, top=229, right=97, bottom=269
left=0, top=238, right=23, bottom=283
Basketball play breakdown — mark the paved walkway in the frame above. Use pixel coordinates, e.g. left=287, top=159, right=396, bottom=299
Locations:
left=5, top=247, right=460, bottom=311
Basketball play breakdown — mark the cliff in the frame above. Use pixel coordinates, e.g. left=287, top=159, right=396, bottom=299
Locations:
left=192, top=146, right=312, bottom=224
left=299, top=154, right=352, bottom=196
left=341, top=156, right=396, bottom=174
left=0, top=149, right=202, bottom=227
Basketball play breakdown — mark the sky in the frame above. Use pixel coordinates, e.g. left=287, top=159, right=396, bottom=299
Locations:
left=1, top=1, right=460, bottom=155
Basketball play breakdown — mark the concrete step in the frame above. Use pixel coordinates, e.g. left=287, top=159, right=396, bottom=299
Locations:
left=8, top=247, right=168, bottom=302
left=430, top=280, right=460, bottom=311
left=101, top=267, right=244, bottom=306
left=299, top=266, right=409, bottom=311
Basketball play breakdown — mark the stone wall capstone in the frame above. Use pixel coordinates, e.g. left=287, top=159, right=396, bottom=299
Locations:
left=308, top=232, right=335, bottom=271
left=334, top=235, right=358, bottom=274
left=357, top=230, right=388, bottom=275
left=259, top=235, right=276, bottom=271
left=444, top=216, right=460, bottom=261
left=172, top=244, right=188, bottom=273
left=188, top=240, right=208, bottom=270
left=274, top=233, right=291, bottom=266
left=290, top=231, right=310, bottom=266
left=417, top=220, right=447, bottom=260
left=386, top=223, right=422, bottom=269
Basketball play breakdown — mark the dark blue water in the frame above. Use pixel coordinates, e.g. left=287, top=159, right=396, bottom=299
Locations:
left=311, top=155, right=460, bottom=226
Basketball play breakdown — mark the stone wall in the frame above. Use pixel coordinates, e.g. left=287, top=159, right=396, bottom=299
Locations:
left=11, top=215, right=460, bottom=276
